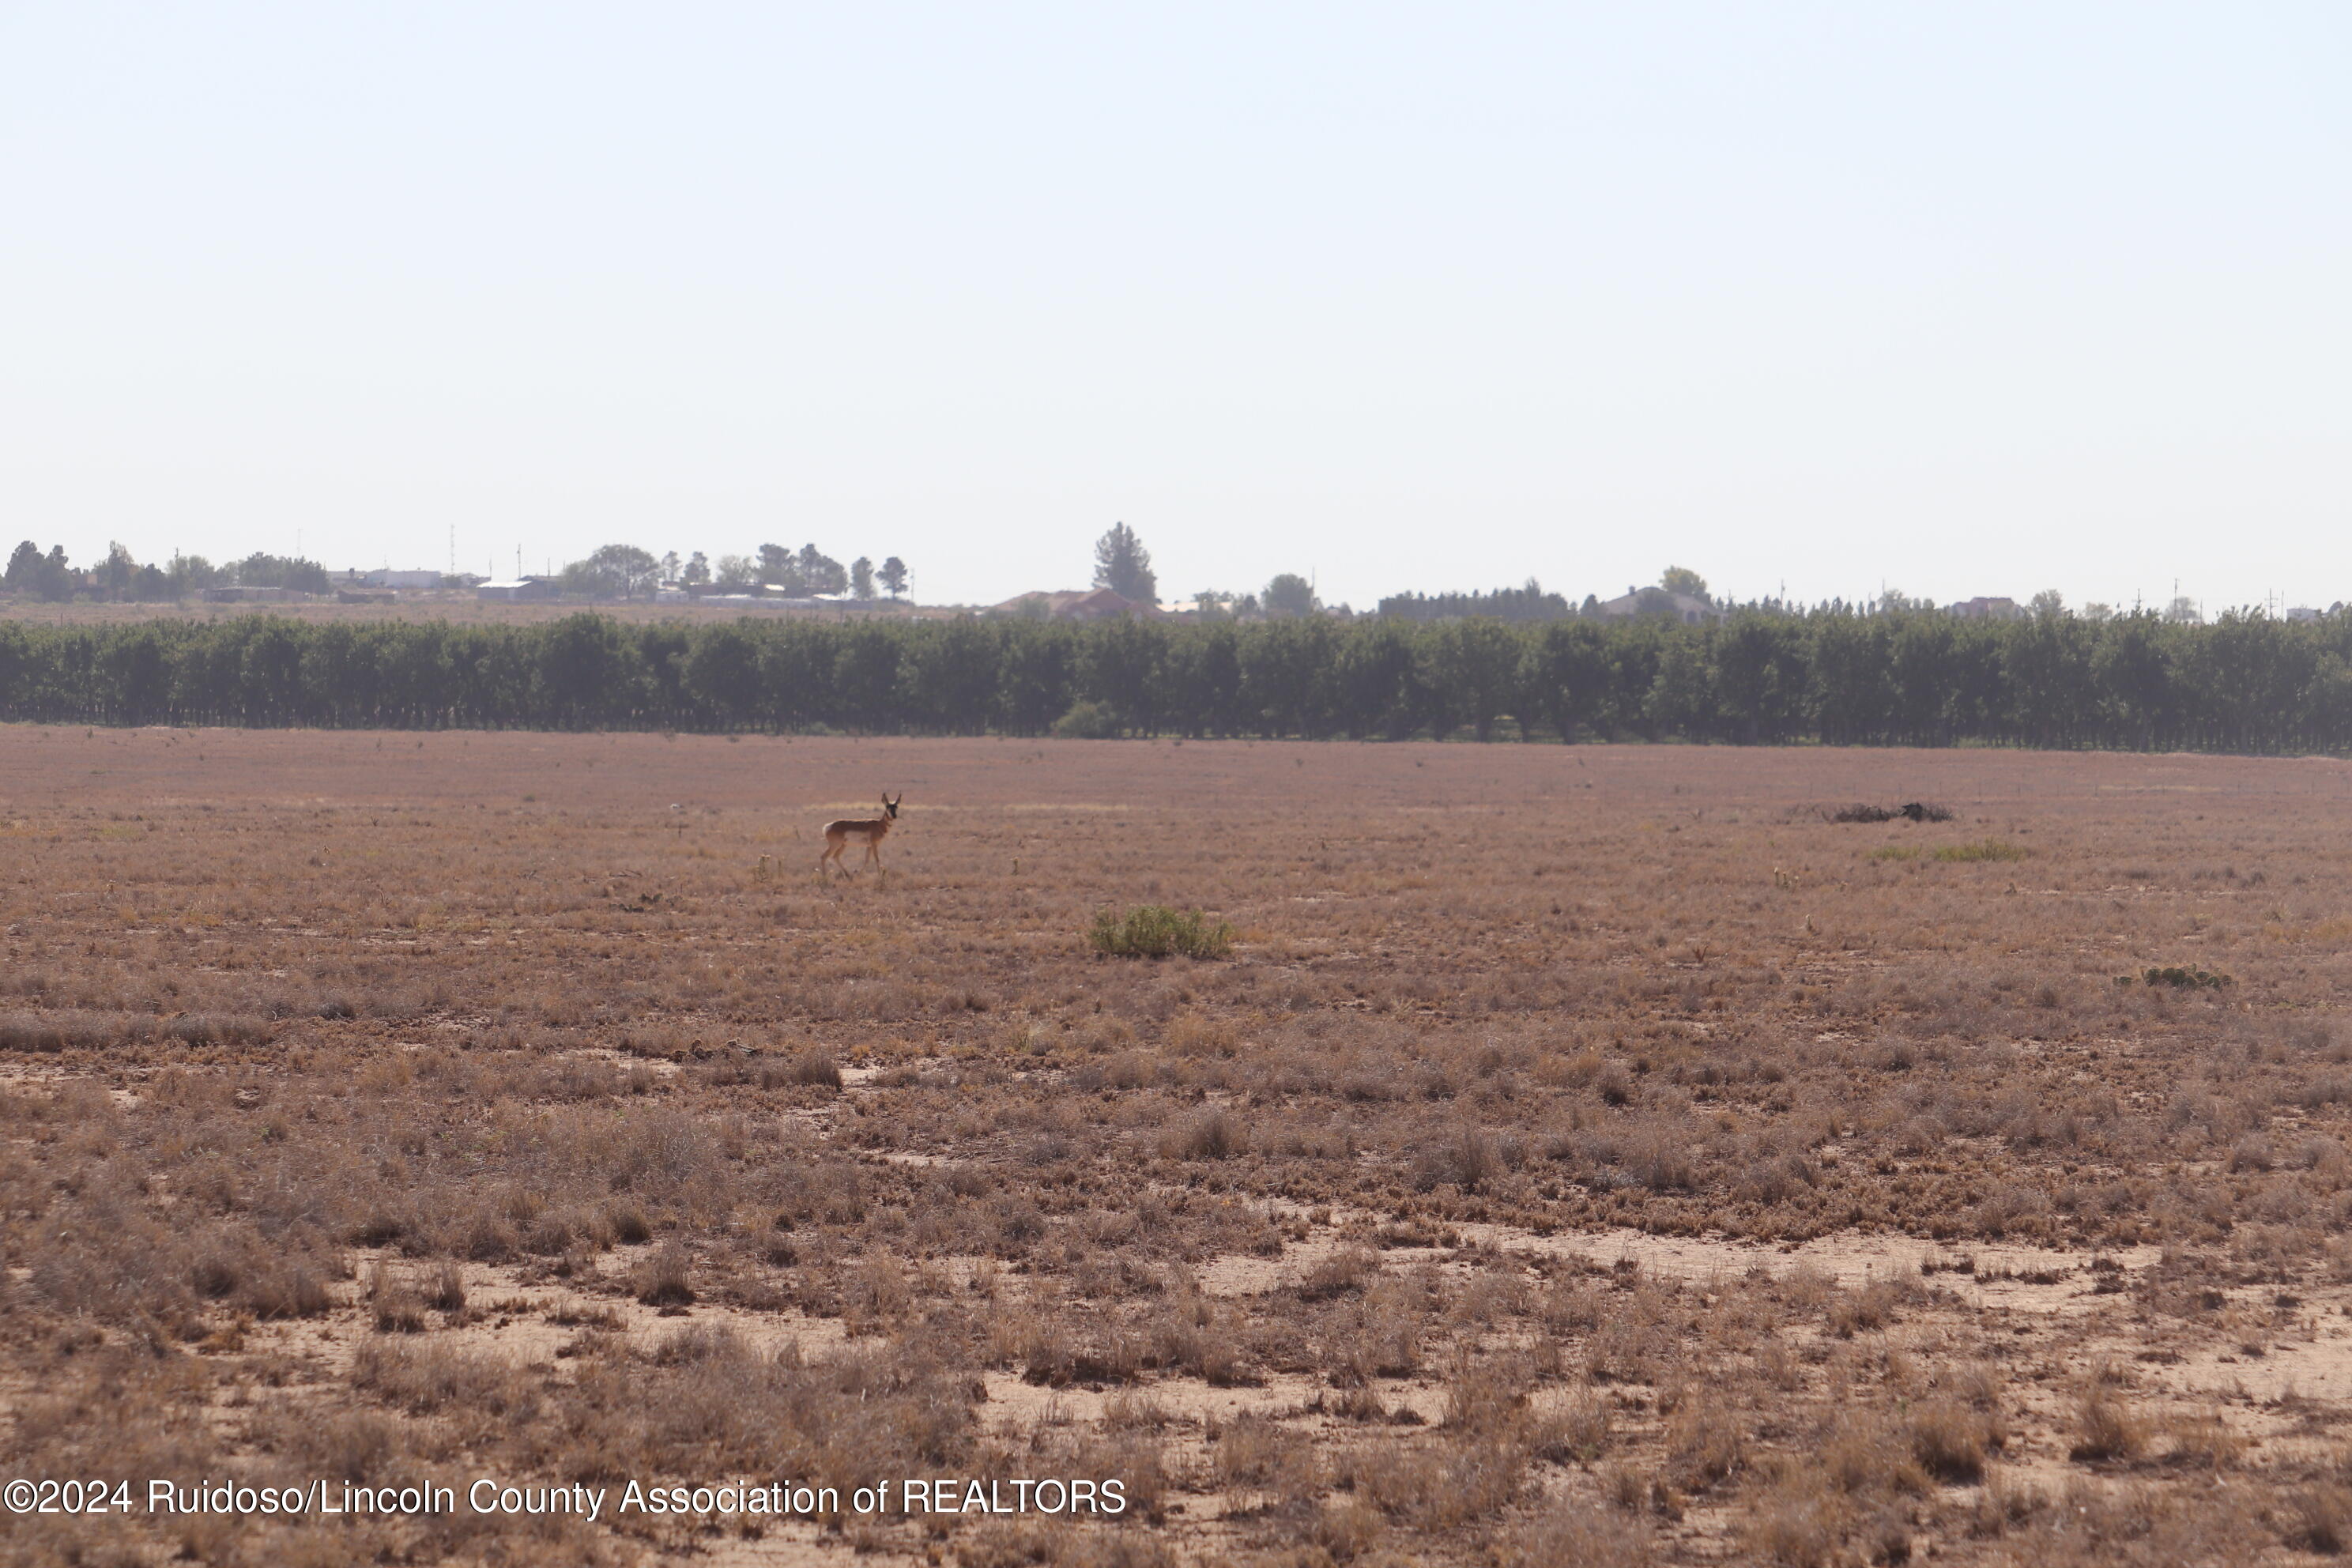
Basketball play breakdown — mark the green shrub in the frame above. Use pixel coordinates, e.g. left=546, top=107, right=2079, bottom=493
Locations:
left=1933, top=840, right=2030, bottom=862
left=1053, top=699, right=1121, bottom=739
left=1088, top=906, right=1234, bottom=959
left=2143, top=964, right=2233, bottom=989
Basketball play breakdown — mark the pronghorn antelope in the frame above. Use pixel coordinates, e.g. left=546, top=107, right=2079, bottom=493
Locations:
left=820, top=793, right=901, bottom=880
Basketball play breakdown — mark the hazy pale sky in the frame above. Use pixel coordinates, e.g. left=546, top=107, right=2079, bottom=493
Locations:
left=4, top=4, right=2347, bottom=611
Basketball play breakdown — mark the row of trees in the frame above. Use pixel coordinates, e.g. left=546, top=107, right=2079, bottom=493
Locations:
left=1381, top=580, right=1576, bottom=622
left=2, top=538, right=916, bottom=605
left=3, top=542, right=330, bottom=602
left=2, top=607, right=2348, bottom=752
left=1092, top=522, right=1328, bottom=618
left=606, top=543, right=909, bottom=601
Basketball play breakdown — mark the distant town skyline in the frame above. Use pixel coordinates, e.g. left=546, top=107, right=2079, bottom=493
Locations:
left=5, top=6, right=2346, bottom=616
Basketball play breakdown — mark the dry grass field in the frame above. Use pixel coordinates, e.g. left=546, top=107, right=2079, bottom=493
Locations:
left=6, top=730, right=2352, bottom=1566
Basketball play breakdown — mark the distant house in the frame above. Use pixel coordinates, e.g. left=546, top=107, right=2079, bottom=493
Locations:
left=990, top=587, right=1155, bottom=621
left=476, top=578, right=560, bottom=603
left=2288, top=606, right=2329, bottom=624
left=363, top=570, right=443, bottom=590
left=1947, top=597, right=2022, bottom=620
left=1592, top=586, right=1721, bottom=626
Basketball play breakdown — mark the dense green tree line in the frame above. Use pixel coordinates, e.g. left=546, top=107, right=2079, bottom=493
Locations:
left=4, top=542, right=330, bottom=601
left=0, top=609, right=2346, bottom=752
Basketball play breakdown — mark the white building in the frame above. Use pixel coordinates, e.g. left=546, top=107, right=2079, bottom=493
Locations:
left=476, top=578, right=560, bottom=602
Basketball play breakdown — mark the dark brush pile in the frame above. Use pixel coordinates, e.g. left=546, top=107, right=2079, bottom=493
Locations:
left=1828, top=802, right=1954, bottom=824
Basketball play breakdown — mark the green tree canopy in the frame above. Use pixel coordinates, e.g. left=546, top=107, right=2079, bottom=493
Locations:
left=0, top=601, right=2340, bottom=753
left=230, top=553, right=331, bottom=595
left=168, top=553, right=220, bottom=595
left=558, top=545, right=661, bottom=600
left=797, top=545, right=848, bottom=596
left=1263, top=573, right=1320, bottom=616
left=1660, top=566, right=1710, bottom=603
left=2, top=541, right=69, bottom=599
left=1092, top=523, right=1157, bottom=605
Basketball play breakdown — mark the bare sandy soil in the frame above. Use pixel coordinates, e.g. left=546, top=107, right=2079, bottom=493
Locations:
left=4, top=731, right=2352, bottom=1566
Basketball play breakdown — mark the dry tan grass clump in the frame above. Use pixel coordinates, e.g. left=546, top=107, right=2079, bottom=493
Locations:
left=2068, top=1382, right=2145, bottom=1464
left=1905, top=1396, right=2003, bottom=1483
